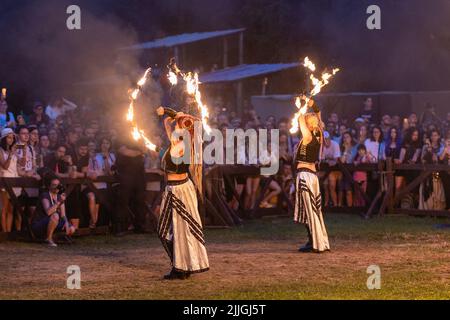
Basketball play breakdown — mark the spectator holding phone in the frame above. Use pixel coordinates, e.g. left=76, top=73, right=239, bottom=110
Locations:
left=31, top=176, right=75, bottom=247
left=0, top=128, right=20, bottom=232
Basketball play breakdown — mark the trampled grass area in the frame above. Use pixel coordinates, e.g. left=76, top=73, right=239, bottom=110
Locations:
left=0, top=214, right=449, bottom=299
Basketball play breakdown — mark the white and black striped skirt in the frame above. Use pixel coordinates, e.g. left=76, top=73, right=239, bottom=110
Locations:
left=158, top=177, right=210, bottom=274
left=294, top=169, right=330, bottom=252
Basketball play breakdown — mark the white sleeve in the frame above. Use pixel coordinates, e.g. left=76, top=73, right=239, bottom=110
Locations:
left=62, top=98, right=77, bottom=111
left=333, top=142, right=341, bottom=159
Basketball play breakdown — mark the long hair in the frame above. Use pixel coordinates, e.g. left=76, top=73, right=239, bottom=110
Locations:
left=370, top=126, right=384, bottom=143
left=340, top=131, right=354, bottom=153
left=0, top=134, right=16, bottom=151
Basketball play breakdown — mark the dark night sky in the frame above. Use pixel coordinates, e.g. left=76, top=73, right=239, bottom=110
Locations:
left=0, top=0, right=450, bottom=112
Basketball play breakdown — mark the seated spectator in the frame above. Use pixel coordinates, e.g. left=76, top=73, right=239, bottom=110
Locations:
left=0, top=100, right=16, bottom=130
left=16, top=114, right=27, bottom=126
left=321, top=131, right=342, bottom=207
left=258, top=144, right=281, bottom=208
left=44, top=144, right=71, bottom=177
left=31, top=176, right=75, bottom=247
left=29, top=102, right=50, bottom=127
left=45, top=97, right=77, bottom=121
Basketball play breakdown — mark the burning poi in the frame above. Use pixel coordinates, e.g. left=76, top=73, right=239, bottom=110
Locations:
left=167, top=58, right=212, bottom=134
left=290, top=57, right=340, bottom=134
left=126, top=67, right=157, bottom=152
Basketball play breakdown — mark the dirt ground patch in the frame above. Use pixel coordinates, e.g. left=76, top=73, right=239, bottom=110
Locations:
left=1, top=214, right=450, bottom=299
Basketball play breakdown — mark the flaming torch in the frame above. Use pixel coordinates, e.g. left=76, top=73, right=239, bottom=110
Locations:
left=125, top=67, right=157, bottom=151
left=167, top=59, right=212, bottom=134
left=290, top=57, right=340, bottom=134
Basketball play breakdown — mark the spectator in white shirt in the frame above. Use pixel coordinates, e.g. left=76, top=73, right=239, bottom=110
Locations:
left=321, top=131, right=342, bottom=207
left=45, top=97, right=77, bottom=121
left=364, top=126, right=386, bottom=163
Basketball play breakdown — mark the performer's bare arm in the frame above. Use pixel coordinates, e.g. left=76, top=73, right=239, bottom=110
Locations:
left=298, top=97, right=315, bottom=144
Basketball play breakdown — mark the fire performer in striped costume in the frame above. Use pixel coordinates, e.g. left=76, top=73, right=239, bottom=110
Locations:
left=156, top=106, right=209, bottom=280
left=294, top=95, right=330, bottom=253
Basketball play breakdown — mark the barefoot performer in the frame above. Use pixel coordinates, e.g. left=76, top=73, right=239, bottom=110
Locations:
left=294, top=96, right=330, bottom=253
left=156, top=106, right=209, bottom=279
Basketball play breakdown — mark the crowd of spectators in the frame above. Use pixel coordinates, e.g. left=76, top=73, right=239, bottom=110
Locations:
left=0, top=97, right=164, bottom=245
left=1, top=93, right=449, bottom=245
left=205, top=96, right=450, bottom=213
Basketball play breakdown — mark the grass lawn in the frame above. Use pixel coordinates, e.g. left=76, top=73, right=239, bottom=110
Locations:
left=0, top=213, right=449, bottom=299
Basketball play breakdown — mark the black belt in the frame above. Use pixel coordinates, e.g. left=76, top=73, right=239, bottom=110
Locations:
left=166, top=177, right=189, bottom=186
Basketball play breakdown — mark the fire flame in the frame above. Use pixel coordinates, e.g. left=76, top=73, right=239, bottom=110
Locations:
left=290, top=57, right=340, bottom=134
left=168, top=71, right=178, bottom=86
left=168, top=65, right=211, bottom=134
left=125, top=67, right=157, bottom=151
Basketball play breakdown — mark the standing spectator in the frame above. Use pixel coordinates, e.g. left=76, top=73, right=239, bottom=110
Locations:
left=39, top=135, right=52, bottom=159
left=0, top=128, right=20, bottom=232
left=113, top=131, right=149, bottom=236
left=396, top=128, right=421, bottom=190
left=439, top=138, right=450, bottom=209
left=71, top=138, right=94, bottom=229
left=321, top=131, right=342, bottom=207
left=353, top=144, right=369, bottom=207
left=44, top=145, right=70, bottom=177
left=31, top=176, right=75, bottom=247
left=45, top=97, right=77, bottom=121
left=385, top=127, right=401, bottom=160
left=64, top=128, right=79, bottom=159
left=28, top=102, right=50, bottom=127
left=15, top=125, right=41, bottom=228
left=87, top=137, right=116, bottom=229
left=364, top=126, right=385, bottom=162
left=339, top=131, right=356, bottom=207
left=28, top=126, right=42, bottom=168
left=48, top=128, right=60, bottom=150
left=380, top=114, right=392, bottom=137
left=356, top=124, right=368, bottom=145
left=419, top=129, right=446, bottom=210
left=0, top=100, right=16, bottom=130
left=360, top=97, right=377, bottom=124
left=408, top=112, right=419, bottom=128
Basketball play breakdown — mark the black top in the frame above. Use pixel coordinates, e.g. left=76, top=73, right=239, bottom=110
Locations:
left=295, top=132, right=321, bottom=164
left=32, top=192, right=63, bottom=223
left=115, top=139, right=145, bottom=175
left=44, top=155, right=69, bottom=174
left=161, top=147, right=190, bottom=174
